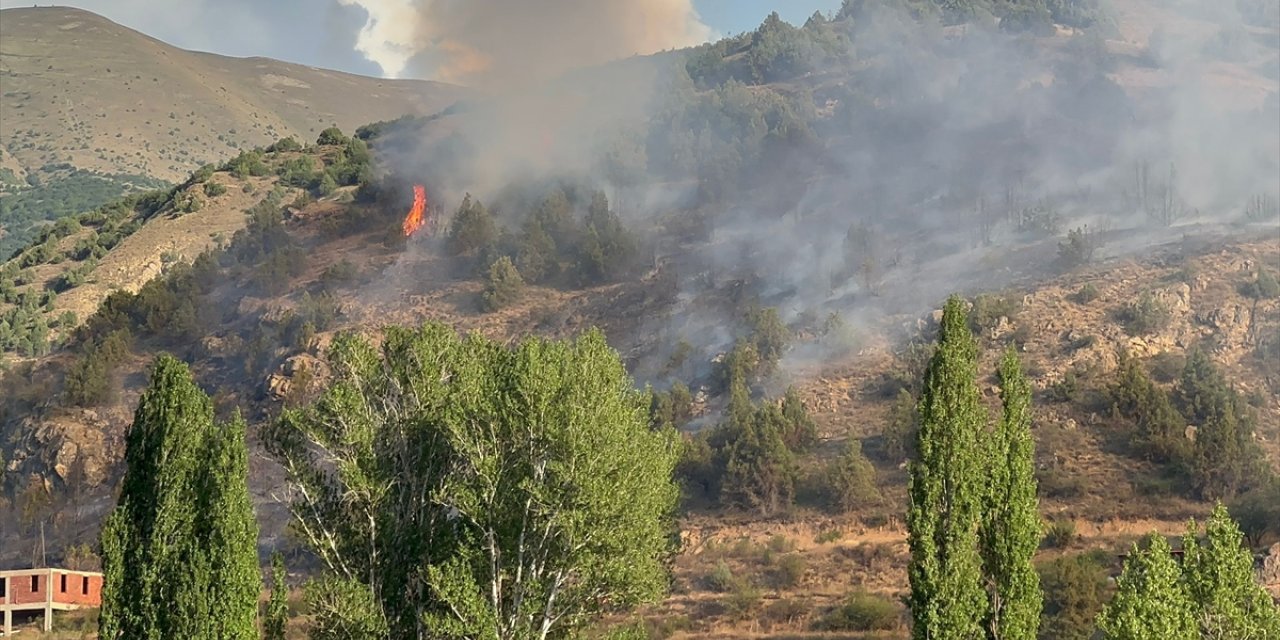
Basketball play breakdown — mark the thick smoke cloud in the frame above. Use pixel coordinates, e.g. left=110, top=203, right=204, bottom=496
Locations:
left=338, top=0, right=713, bottom=84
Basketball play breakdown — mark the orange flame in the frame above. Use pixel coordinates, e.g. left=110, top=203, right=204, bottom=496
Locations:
left=402, top=184, right=428, bottom=237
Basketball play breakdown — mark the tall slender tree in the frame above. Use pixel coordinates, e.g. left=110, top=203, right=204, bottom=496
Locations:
left=1096, top=534, right=1197, bottom=640
left=99, top=355, right=260, bottom=640
left=907, top=296, right=987, bottom=639
left=1182, top=504, right=1280, bottom=638
left=981, top=348, right=1042, bottom=640
left=100, top=355, right=210, bottom=640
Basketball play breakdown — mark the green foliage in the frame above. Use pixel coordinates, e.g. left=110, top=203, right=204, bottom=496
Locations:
left=202, top=181, right=227, bottom=197
left=1059, top=225, right=1100, bottom=267
left=576, top=191, right=638, bottom=285
left=1117, top=292, right=1172, bottom=336
left=1175, top=350, right=1267, bottom=500
left=1043, top=520, right=1077, bottom=549
left=0, top=170, right=169, bottom=258
left=266, top=324, right=680, bottom=639
left=1096, top=534, right=1197, bottom=640
left=815, top=590, right=902, bottom=632
left=970, top=293, right=1021, bottom=333
left=63, top=328, right=132, bottom=406
left=1107, top=352, right=1188, bottom=464
left=1238, top=269, right=1280, bottom=300
left=826, top=437, right=880, bottom=512
left=222, top=150, right=269, bottom=179
left=1182, top=504, right=1280, bottom=638
left=1229, top=478, right=1280, bottom=546
left=720, top=392, right=798, bottom=516
left=316, top=127, right=350, bottom=146
left=481, top=256, right=524, bottom=311
left=99, top=355, right=260, bottom=640
left=446, top=194, right=498, bottom=257
left=1071, top=283, right=1101, bottom=304
left=265, top=552, right=288, bottom=640
left=908, top=296, right=987, bottom=640
left=304, top=577, right=389, bottom=640
left=981, top=348, right=1043, bottom=640
left=650, top=381, right=694, bottom=431
left=268, top=137, right=303, bottom=153
left=882, top=388, right=918, bottom=462
left=1038, top=552, right=1109, bottom=640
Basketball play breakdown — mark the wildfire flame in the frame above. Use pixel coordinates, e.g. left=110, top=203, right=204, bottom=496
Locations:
left=402, top=184, right=428, bottom=237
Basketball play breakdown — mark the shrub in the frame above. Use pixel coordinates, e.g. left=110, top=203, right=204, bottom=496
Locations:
left=203, top=182, right=227, bottom=197
left=1043, top=520, right=1077, bottom=548
left=706, top=560, right=737, bottom=593
left=1058, top=225, right=1100, bottom=268
left=970, top=293, right=1020, bottom=332
left=815, top=591, right=900, bottom=631
left=815, top=527, right=842, bottom=544
left=269, top=137, right=302, bottom=153
left=1238, top=269, right=1280, bottom=300
left=772, top=553, right=807, bottom=589
left=481, top=256, right=525, bottom=311
left=826, top=438, right=879, bottom=512
left=1117, top=292, right=1172, bottom=335
left=881, top=388, right=917, bottom=462
left=1070, top=283, right=1100, bottom=304
left=316, top=127, right=349, bottom=146
left=1037, top=551, right=1110, bottom=640
left=724, top=582, right=762, bottom=618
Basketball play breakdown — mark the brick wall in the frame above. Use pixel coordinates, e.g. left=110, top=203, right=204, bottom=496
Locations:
left=5, top=571, right=47, bottom=606
left=49, top=571, right=102, bottom=606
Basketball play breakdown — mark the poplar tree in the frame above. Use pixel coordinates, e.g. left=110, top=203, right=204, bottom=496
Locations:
left=1096, top=534, right=1197, bottom=640
left=907, top=296, right=987, bottom=639
left=1182, top=504, right=1280, bottom=638
left=981, top=349, right=1042, bottom=640
left=99, top=355, right=261, bottom=640
left=100, top=355, right=210, bottom=640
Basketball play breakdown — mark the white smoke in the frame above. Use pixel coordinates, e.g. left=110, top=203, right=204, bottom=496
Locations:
left=338, top=0, right=713, bottom=85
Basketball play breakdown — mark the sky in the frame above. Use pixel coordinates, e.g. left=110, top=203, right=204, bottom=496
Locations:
left=0, top=1, right=839, bottom=81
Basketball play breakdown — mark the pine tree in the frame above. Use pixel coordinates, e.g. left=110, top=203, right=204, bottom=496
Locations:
left=981, top=348, right=1042, bottom=640
left=1182, top=504, right=1280, bottom=638
left=481, top=256, right=525, bottom=311
left=1096, top=534, right=1197, bottom=640
left=446, top=193, right=497, bottom=257
left=907, top=296, right=987, bottom=640
left=265, top=552, right=289, bottom=640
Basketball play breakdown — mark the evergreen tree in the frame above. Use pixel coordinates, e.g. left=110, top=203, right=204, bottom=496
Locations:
left=1096, top=534, right=1197, bottom=640
left=1182, top=504, right=1280, bottom=638
left=721, top=402, right=796, bottom=516
left=1176, top=350, right=1264, bottom=499
left=481, top=256, right=525, bottom=311
left=981, top=348, right=1042, bottom=640
left=446, top=193, right=498, bottom=257
left=907, top=296, right=987, bottom=640
left=265, top=552, right=289, bottom=640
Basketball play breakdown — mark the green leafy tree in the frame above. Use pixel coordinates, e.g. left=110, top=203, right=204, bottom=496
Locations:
left=265, top=552, right=289, bottom=640
left=1182, top=504, right=1280, bottom=638
left=1107, top=352, right=1188, bottom=464
left=1096, top=534, right=1197, bottom=640
left=266, top=324, right=680, bottom=640
left=99, top=355, right=259, bottom=640
left=780, top=386, right=817, bottom=452
left=1038, top=553, right=1109, bottom=640
left=481, top=256, right=525, bottom=311
left=907, top=295, right=987, bottom=640
left=827, top=437, right=879, bottom=512
left=316, top=127, right=349, bottom=146
left=720, top=397, right=796, bottom=516
left=981, top=348, right=1043, bottom=640
left=447, top=194, right=498, bottom=257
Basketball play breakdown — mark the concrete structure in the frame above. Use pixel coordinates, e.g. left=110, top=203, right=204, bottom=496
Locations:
left=0, top=568, right=102, bottom=636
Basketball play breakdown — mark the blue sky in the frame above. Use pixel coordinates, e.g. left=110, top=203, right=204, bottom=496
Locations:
left=0, top=1, right=841, bottom=80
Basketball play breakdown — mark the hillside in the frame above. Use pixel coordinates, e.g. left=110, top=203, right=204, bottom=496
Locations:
left=0, top=6, right=465, bottom=255
left=0, top=1, right=1278, bottom=637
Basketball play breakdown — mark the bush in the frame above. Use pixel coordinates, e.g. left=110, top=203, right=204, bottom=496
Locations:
left=203, top=182, right=227, bottom=197
left=446, top=194, right=498, bottom=257
left=705, top=560, right=737, bottom=593
left=1043, top=520, right=1077, bottom=548
left=771, top=554, right=807, bottom=589
left=970, top=293, right=1020, bottom=332
left=1070, top=283, right=1101, bottom=304
left=1117, top=292, right=1172, bottom=336
left=269, top=137, right=303, bottom=153
left=815, top=591, right=900, bottom=631
left=481, top=256, right=525, bottom=311
left=316, top=127, right=349, bottom=146
left=1058, top=226, right=1100, bottom=268
left=1038, top=552, right=1110, bottom=640
left=1238, top=269, right=1280, bottom=300
left=881, top=388, right=917, bottom=462
left=826, top=438, right=880, bottom=512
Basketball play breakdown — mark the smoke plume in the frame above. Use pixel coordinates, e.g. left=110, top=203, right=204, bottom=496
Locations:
left=338, top=0, right=713, bottom=85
